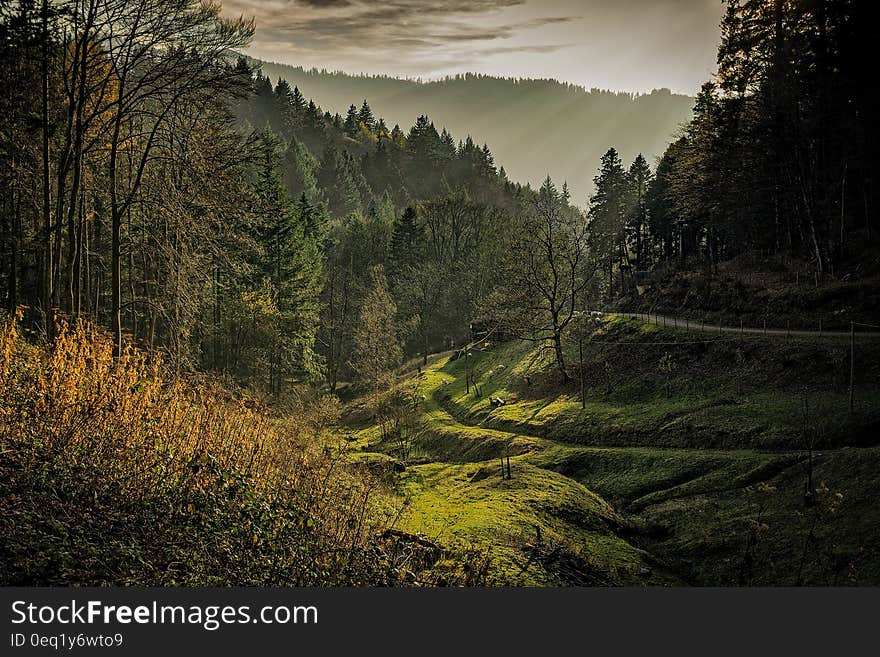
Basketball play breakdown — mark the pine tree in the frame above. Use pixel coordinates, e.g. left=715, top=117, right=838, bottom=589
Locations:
left=390, top=124, right=405, bottom=148
left=254, top=130, right=323, bottom=393
left=479, top=144, right=496, bottom=177
left=407, top=115, right=440, bottom=160
left=274, top=78, right=293, bottom=105
left=291, top=85, right=307, bottom=114
left=389, top=207, right=423, bottom=278
left=357, top=99, right=375, bottom=132
left=588, top=147, right=628, bottom=297
left=282, top=138, right=318, bottom=200
left=625, top=154, right=652, bottom=267
left=344, top=104, right=359, bottom=137
left=439, top=128, right=456, bottom=160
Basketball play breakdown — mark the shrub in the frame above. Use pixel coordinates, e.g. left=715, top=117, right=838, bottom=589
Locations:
left=0, top=314, right=480, bottom=586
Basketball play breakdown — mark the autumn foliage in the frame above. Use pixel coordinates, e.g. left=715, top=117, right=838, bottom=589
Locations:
left=0, top=314, right=478, bottom=585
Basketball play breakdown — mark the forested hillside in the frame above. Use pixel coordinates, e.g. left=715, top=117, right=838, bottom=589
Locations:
left=252, top=59, right=695, bottom=203
left=1, top=0, right=877, bottom=587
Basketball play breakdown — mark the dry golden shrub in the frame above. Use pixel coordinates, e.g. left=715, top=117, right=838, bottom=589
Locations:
left=0, top=315, right=389, bottom=538
left=0, top=314, right=488, bottom=586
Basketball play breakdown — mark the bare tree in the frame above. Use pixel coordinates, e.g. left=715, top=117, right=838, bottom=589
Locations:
left=505, top=177, right=596, bottom=381
left=76, top=0, right=254, bottom=354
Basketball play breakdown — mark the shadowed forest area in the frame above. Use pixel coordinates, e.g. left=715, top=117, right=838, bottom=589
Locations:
left=1, top=0, right=878, bottom=586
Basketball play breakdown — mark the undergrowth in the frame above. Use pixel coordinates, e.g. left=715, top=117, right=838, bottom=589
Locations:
left=0, top=314, right=487, bottom=586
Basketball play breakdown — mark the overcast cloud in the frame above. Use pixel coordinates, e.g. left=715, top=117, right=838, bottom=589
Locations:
left=220, top=0, right=723, bottom=93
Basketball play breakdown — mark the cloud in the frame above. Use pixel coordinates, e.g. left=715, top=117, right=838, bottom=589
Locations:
left=297, top=0, right=352, bottom=7
left=221, top=0, right=578, bottom=71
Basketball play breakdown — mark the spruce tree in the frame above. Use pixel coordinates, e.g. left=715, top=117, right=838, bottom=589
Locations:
left=389, top=206, right=423, bottom=278
left=344, top=104, right=359, bottom=136
left=291, top=85, right=308, bottom=114
left=358, top=99, right=375, bottom=132
left=588, top=148, right=629, bottom=296
left=254, top=131, right=323, bottom=392
left=625, top=154, right=652, bottom=267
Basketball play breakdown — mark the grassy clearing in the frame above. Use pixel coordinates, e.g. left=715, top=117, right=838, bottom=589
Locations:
left=343, top=315, right=880, bottom=585
left=644, top=447, right=880, bottom=585
left=528, top=444, right=800, bottom=511
left=433, top=317, right=880, bottom=450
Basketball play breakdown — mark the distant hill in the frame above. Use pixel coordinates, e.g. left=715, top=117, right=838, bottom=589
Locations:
left=251, top=59, right=694, bottom=204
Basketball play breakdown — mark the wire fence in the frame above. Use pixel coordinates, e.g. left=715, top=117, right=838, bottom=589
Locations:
left=577, top=310, right=878, bottom=415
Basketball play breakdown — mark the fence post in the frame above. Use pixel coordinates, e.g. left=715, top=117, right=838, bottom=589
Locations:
left=849, top=321, right=855, bottom=414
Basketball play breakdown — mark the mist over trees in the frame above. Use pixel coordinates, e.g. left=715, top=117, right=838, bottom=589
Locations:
left=250, top=59, right=695, bottom=204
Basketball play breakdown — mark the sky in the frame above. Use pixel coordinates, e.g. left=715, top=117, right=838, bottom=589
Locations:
left=220, top=0, right=725, bottom=95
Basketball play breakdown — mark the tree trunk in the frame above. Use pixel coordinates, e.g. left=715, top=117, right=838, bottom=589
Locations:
left=111, top=204, right=122, bottom=356
left=579, top=336, right=585, bottom=409
left=553, top=330, right=569, bottom=382
left=40, top=0, right=52, bottom=331
left=422, top=325, right=429, bottom=366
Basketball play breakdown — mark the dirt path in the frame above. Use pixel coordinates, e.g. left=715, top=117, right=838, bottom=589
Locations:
left=602, top=312, right=880, bottom=338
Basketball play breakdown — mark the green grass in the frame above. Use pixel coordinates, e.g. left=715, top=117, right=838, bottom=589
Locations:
left=643, top=447, right=880, bottom=585
left=432, top=318, right=880, bottom=450
left=342, top=316, right=880, bottom=586
left=397, top=460, right=674, bottom=586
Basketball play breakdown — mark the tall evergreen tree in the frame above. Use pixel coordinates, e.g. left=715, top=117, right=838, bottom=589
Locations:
left=357, top=99, right=375, bottom=132
left=588, top=148, right=629, bottom=295
left=625, top=154, right=652, bottom=267
left=389, top=207, right=423, bottom=279
left=343, top=104, right=359, bottom=137
left=254, top=131, right=323, bottom=393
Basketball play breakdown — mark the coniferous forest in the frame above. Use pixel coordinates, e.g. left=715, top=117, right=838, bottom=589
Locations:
left=1, top=0, right=879, bottom=587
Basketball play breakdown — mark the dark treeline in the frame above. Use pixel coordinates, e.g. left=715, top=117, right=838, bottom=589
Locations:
left=594, top=0, right=877, bottom=278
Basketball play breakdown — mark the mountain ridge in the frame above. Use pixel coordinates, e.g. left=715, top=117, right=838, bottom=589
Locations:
left=251, top=57, right=695, bottom=202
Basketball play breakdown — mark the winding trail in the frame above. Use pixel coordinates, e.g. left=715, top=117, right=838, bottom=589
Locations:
left=601, top=311, right=880, bottom=338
